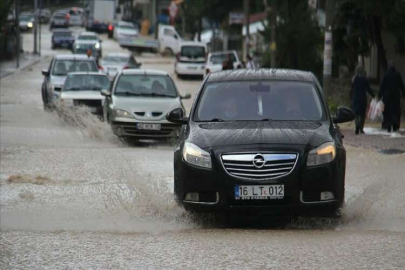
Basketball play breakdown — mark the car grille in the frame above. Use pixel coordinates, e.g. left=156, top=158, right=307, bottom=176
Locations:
left=221, top=153, right=298, bottom=180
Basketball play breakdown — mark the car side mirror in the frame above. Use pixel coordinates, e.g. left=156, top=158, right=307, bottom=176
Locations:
left=42, top=69, right=49, bottom=76
left=101, top=90, right=111, bottom=97
left=333, top=106, right=355, bottom=124
left=181, top=93, right=191, bottom=100
left=166, top=108, right=188, bottom=124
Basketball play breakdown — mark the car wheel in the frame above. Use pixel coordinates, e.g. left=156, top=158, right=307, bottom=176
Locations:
left=163, top=48, right=174, bottom=56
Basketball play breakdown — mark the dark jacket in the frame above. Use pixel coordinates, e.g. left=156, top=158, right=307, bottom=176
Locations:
left=351, top=75, right=374, bottom=114
left=378, top=67, right=405, bottom=117
left=222, top=59, right=234, bottom=70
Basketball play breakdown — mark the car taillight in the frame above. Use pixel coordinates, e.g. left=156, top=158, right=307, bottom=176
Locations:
left=108, top=25, right=113, bottom=31
left=66, top=14, right=70, bottom=19
left=206, top=69, right=210, bottom=74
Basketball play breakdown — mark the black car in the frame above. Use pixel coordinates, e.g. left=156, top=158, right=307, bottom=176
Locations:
left=166, top=69, right=355, bottom=218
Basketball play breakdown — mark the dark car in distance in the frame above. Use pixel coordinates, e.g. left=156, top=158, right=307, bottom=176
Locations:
left=52, top=29, right=75, bottom=49
left=166, top=69, right=355, bottom=218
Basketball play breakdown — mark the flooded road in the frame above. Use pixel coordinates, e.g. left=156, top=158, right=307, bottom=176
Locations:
left=1, top=26, right=405, bottom=269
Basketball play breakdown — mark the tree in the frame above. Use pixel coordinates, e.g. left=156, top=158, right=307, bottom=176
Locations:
left=0, top=0, right=13, bottom=26
left=260, top=0, right=323, bottom=78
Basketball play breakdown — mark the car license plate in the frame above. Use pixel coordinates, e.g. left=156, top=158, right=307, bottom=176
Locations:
left=235, top=185, right=284, bottom=200
left=187, top=66, right=197, bottom=70
left=137, top=123, right=161, bottom=130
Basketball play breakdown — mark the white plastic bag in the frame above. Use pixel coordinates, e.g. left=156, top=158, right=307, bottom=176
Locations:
left=367, top=98, right=384, bottom=121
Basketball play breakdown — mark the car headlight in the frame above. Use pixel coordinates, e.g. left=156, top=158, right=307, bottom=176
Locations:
left=182, top=142, right=212, bottom=169
left=114, top=109, right=134, bottom=118
left=27, top=22, right=33, bottom=28
left=307, top=142, right=336, bottom=167
left=95, top=43, right=100, bottom=49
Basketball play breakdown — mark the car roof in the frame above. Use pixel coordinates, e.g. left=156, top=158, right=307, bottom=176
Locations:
left=180, top=41, right=206, bottom=47
left=54, top=54, right=95, bottom=60
left=75, top=40, right=97, bottom=45
left=53, top=29, right=71, bottom=32
left=206, top=69, right=316, bottom=83
left=208, top=50, right=237, bottom=56
left=66, top=72, right=106, bottom=76
left=79, top=31, right=97, bottom=36
left=121, top=69, right=168, bottom=76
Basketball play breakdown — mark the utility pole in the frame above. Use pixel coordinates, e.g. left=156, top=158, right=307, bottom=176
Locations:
left=270, top=0, right=277, bottom=68
left=322, top=0, right=334, bottom=98
left=39, top=0, right=41, bottom=56
left=15, top=0, right=20, bottom=68
left=244, top=0, right=250, bottom=61
left=34, top=0, right=38, bottom=54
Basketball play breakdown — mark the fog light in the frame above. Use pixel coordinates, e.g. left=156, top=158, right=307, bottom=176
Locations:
left=320, top=191, right=334, bottom=201
left=185, top=192, right=199, bottom=202
left=116, top=127, right=123, bottom=135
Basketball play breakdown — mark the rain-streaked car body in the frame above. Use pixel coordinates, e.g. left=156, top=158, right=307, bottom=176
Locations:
left=99, top=53, right=141, bottom=78
left=166, top=69, right=355, bottom=218
left=41, top=54, right=99, bottom=109
left=59, top=72, right=110, bottom=115
left=102, top=69, right=191, bottom=139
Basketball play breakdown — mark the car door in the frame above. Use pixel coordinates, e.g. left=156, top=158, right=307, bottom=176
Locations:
left=161, top=27, right=179, bottom=54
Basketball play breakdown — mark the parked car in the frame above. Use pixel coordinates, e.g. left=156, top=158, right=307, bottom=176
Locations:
left=19, top=13, right=35, bottom=32
left=51, top=29, right=75, bottom=49
left=76, top=31, right=102, bottom=57
left=99, top=53, right=141, bottom=78
left=41, top=54, right=99, bottom=109
left=67, top=7, right=84, bottom=26
left=101, top=69, right=191, bottom=139
left=175, top=42, right=206, bottom=78
left=166, top=69, right=355, bottom=218
left=35, top=9, right=51, bottom=23
left=50, top=12, right=69, bottom=29
left=113, top=21, right=139, bottom=41
left=59, top=72, right=110, bottom=115
left=204, top=50, right=242, bottom=76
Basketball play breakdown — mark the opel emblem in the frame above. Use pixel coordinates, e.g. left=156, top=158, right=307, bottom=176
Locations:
left=252, top=154, right=266, bottom=168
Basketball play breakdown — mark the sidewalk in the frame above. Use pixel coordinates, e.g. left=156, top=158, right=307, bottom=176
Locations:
left=0, top=53, right=41, bottom=79
left=341, top=121, right=405, bottom=152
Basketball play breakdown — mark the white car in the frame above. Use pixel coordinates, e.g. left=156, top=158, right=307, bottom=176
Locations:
left=59, top=72, right=110, bottom=115
left=204, top=50, right=242, bottom=76
left=76, top=31, right=102, bottom=56
left=113, top=21, right=139, bottom=41
left=101, top=69, right=191, bottom=139
left=100, top=53, right=141, bottom=78
left=175, top=42, right=206, bottom=77
left=68, top=7, right=84, bottom=26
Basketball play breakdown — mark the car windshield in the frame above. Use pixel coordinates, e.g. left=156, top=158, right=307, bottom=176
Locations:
left=78, top=35, right=97, bottom=41
left=20, top=16, right=34, bottom=21
left=74, top=44, right=97, bottom=55
left=120, top=25, right=137, bottom=30
left=181, top=46, right=205, bottom=58
left=195, top=81, right=324, bottom=121
left=103, top=56, right=129, bottom=63
left=64, top=74, right=110, bottom=91
left=115, top=75, right=177, bottom=98
left=54, top=31, right=72, bottom=37
left=210, top=53, right=237, bottom=65
left=54, top=15, right=65, bottom=20
left=52, top=60, right=98, bottom=76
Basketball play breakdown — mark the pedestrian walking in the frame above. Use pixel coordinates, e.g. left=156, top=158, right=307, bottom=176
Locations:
left=246, top=55, right=256, bottom=69
left=351, top=66, right=375, bottom=135
left=378, top=61, right=405, bottom=132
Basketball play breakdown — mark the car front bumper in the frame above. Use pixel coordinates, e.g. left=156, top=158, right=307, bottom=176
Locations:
left=174, top=145, right=344, bottom=217
left=111, top=120, right=182, bottom=138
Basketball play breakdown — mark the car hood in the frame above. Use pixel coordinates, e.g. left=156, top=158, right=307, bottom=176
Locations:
left=50, top=75, right=67, bottom=87
left=188, top=121, right=332, bottom=149
left=61, top=91, right=105, bottom=100
left=113, top=95, right=182, bottom=120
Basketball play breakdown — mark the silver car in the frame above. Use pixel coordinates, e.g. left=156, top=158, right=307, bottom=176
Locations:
left=101, top=69, right=191, bottom=139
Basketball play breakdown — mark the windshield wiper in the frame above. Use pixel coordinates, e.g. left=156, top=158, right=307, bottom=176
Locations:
left=208, top=118, right=225, bottom=122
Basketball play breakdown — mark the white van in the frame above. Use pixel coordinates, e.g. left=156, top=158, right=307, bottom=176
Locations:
left=175, top=42, right=206, bottom=77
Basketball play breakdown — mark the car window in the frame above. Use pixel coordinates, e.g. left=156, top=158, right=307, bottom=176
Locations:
left=195, top=81, right=324, bottom=121
left=64, top=74, right=110, bottom=91
left=54, top=15, right=66, bottom=20
left=114, top=75, right=177, bottom=98
left=78, top=35, right=97, bottom=41
left=164, top=28, right=175, bottom=37
left=52, top=60, right=98, bottom=76
left=209, top=53, right=237, bottom=65
left=54, top=31, right=72, bottom=37
left=73, top=44, right=97, bottom=55
left=181, top=46, right=205, bottom=58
